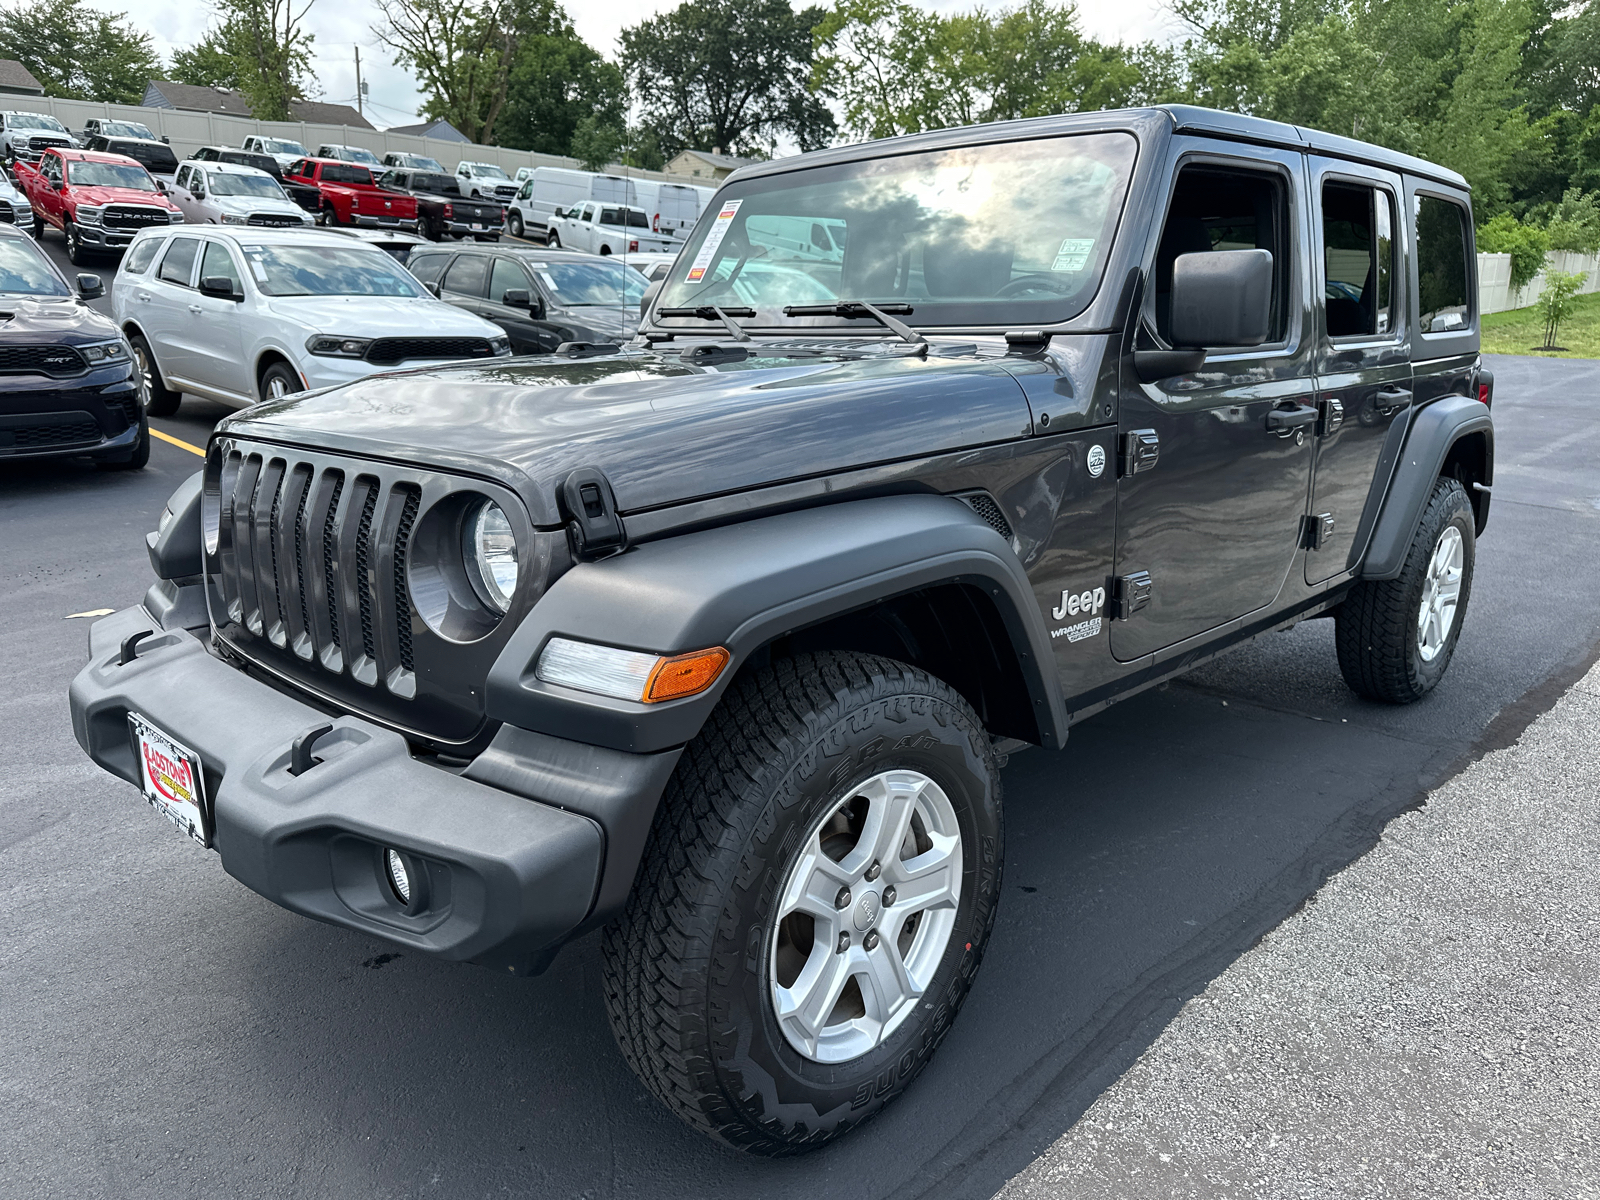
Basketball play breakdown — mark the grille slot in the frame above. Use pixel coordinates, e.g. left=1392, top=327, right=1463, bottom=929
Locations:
left=393, top=488, right=420, bottom=672
left=0, top=345, right=87, bottom=376
left=956, top=491, right=1015, bottom=543
left=321, top=474, right=344, bottom=651
left=0, top=418, right=100, bottom=449
left=103, top=206, right=171, bottom=229
left=364, top=337, right=494, bottom=364
left=353, top=480, right=379, bottom=666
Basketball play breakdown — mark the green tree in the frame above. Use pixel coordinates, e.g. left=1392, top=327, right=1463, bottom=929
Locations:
left=1544, top=186, right=1600, bottom=253
left=499, top=19, right=627, bottom=155
left=169, top=28, right=243, bottom=91
left=376, top=0, right=524, bottom=145
left=1477, top=211, right=1550, bottom=288
left=621, top=0, right=836, bottom=159
left=176, top=0, right=317, bottom=122
left=569, top=114, right=622, bottom=171
left=1536, top=267, right=1585, bottom=345
left=0, top=0, right=162, bottom=104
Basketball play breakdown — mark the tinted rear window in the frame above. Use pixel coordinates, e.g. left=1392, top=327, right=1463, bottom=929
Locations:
left=321, top=164, right=374, bottom=185
left=1416, top=195, right=1471, bottom=333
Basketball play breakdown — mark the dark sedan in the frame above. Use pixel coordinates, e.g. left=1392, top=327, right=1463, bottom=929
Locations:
left=404, top=244, right=645, bottom=354
left=0, top=224, right=145, bottom=467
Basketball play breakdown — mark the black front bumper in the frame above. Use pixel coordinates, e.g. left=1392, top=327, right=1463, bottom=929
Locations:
left=0, top=362, right=143, bottom=460
left=69, top=606, right=607, bottom=974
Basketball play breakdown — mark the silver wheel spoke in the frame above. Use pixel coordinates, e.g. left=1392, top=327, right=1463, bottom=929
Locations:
left=1418, top=525, right=1465, bottom=661
left=859, top=940, right=914, bottom=1025
left=774, top=943, right=854, bottom=1056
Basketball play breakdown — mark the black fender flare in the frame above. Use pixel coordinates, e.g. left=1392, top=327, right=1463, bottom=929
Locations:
left=485, top=494, right=1069, bottom=755
left=1360, top=394, right=1493, bottom=581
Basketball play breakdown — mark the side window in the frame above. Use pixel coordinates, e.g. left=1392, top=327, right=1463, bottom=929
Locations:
left=174, top=165, right=189, bottom=189
left=1152, top=165, right=1290, bottom=346
left=408, top=253, right=449, bottom=285
left=1321, top=182, right=1395, bottom=338
left=123, top=237, right=164, bottom=275
left=488, top=258, right=529, bottom=303
left=442, top=254, right=488, bottom=297
left=158, top=237, right=200, bottom=286
left=200, top=240, right=241, bottom=292
left=1416, top=195, right=1470, bottom=333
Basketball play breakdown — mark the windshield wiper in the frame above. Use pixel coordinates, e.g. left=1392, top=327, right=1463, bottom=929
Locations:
left=782, top=300, right=926, bottom=346
left=658, top=305, right=755, bottom=342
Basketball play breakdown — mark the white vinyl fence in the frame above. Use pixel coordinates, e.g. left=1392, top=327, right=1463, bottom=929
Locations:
left=1479, top=250, right=1600, bottom=315
left=9, top=95, right=687, bottom=186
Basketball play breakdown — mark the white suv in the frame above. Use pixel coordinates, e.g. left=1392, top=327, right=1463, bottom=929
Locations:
left=111, top=226, right=510, bottom=414
left=168, top=161, right=313, bottom=228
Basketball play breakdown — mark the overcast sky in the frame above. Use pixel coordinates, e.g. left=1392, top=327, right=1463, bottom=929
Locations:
left=97, top=0, right=1182, bottom=131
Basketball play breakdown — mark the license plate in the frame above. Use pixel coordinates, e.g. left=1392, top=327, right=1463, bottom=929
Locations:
left=129, top=713, right=209, bottom=847
left=471, top=223, right=484, bottom=230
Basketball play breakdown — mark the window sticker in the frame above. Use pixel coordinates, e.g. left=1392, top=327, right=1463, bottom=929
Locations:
left=242, top=249, right=269, bottom=283
left=686, top=199, right=743, bottom=282
left=1051, top=237, right=1095, bottom=272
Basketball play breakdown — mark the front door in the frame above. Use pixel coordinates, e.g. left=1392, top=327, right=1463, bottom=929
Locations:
left=486, top=257, right=562, bottom=354
left=1111, top=149, right=1317, bottom=662
left=1306, top=161, right=1412, bottom=584
left=183, top=239, right=248, bottom=402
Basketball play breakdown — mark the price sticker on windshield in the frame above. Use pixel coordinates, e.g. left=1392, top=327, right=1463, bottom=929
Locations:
left=686, top=199, right=743, bottom=282
left=1051, top=237, right=1095, bottom=272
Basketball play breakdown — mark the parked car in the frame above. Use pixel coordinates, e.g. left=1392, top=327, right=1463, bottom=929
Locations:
left=167, top=161, right=312, bottom=228
left=186, top=146, right=322, bottom=213
left=624, top=251, right=679, bottom=283
left=0, top=111, right=76, bottom=162
left=283, top=158, right=419, bottom=231
left=547, top=202, right=675, bottom=255
left=240, top=135, right=309, bottom=170
left=631, top=179, right=712, bottom=240
left=406, top=244, right=645, bottom=352
left=375, top=169, right=501, bottom=241
left=79, top=118, right=158, bottom=142
left=79, top=135, right=181, bottom=187
left=13, top=148, right=184, bottom=264
left=0, top=223, right=145, bottom=467
left=383, top=152, right=446, bottom=172
left=315, top=143, right=383, bottom=167
left=0, top=170, right=33, bottom=232
left=455, top=161, right=518, bottom=204
left=110, top=225, right=509, bottom=414
left=67, top=103, right=1495, bottom=1157
left=505, top=167, right=636, bottom=242
left=322, top=226, right=429, bottom=265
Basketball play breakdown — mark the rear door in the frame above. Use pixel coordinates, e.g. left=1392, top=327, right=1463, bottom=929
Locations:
left=439, top=252, right=490, bottom=320
left=141, top=235, right=202, bottom=384
left=1305, top=160, right=1412, bottom=584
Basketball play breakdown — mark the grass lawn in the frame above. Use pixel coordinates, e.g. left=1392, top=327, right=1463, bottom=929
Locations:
left=1481, top=289, right=1600, bottom=358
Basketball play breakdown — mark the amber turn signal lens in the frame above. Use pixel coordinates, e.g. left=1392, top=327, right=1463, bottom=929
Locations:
left=644, top=647, right=731, bottom=703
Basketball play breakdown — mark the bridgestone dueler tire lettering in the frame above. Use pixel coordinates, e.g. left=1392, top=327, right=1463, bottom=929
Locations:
left=600, top=651, right=1003, bottom=1155
left=1336, top=476, right=1476, bottom=703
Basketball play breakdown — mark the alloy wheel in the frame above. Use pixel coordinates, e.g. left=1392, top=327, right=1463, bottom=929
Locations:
left=1417, top=524, right=1464, bottom=662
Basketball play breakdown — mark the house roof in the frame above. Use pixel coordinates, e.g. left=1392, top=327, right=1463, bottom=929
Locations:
left=289, top=99, right=374, bottom=130
left=385, top=118, right=468, bottom=143
left=143, top=80, right=374, bottom=129
left=673, top=149, right=760, bottom=170
left=0, top=60, right=46, bottom=95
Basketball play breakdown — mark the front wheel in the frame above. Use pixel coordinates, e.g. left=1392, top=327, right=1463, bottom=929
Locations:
left=31, top=210, right=44, bottom=239
left=546, top=231, right=560, bottom=249
left=259, top=361, right=303, bottom=402
left=508, top=210, right=524, bottom=238
left=1336, top=476, right=1476, bottom=703
left=602, top=651, right=1003, bottom=1154
left=65, top=220, right=88, bottom=265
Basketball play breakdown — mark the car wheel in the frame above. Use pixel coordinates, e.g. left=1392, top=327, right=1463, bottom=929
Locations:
left=1336, top=476, right=1476, bottom=703
left=65, top=221, right=88, bottom=265
left=601, top=651, right=1003, bottom=1154
left=32, top=210, right=44, bottom=239
left=547, top=231, right=560, bottom=249
left=508, top=210, right=524, bottom=239
left=130, top=334, right=180, bottom=416
left=259, top=361, right=303, bottom=402
left=97, top=417, right=149, bottom=470
left=317, top=205, right=335, bottom=226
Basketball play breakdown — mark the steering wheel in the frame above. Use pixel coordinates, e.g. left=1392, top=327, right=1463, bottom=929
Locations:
left=994, top=273, right=1075, bottom=299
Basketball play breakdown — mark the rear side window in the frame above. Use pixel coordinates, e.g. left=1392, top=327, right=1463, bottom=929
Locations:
left=1416, top=195, right=1470, bottom=333
left=1322, top=182, right=1395, bottom=338
left=408, top=253, right=449, bottom=285
left=158, top=238, right=199, bottom=286
left=123, top=237, right=163, bottom=275
left=442, top=255, right=488, bottom=297
left=322, top=164, right=373, bottom=185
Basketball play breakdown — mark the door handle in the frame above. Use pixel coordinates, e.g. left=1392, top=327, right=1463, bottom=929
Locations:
left=187, top=305, right=202, bottom=315
left=137, top=292, right=150, bottom=302
left=1374, top=387, right=1412, bottom=415
left=1266, top=404, right=1318, bottom=435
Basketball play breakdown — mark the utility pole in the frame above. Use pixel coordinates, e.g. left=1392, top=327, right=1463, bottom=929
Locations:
left=354, top=45, right=363, bottom=119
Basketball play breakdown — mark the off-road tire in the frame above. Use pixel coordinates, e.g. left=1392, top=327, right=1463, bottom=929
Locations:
left=130, top=334, right=180, bottom=417
left=601, top=651, right=1004, bottom=1155
left=1336, top=476, right=1475, bottom=703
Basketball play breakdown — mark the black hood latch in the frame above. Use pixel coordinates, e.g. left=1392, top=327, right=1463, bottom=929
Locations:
left=559, top=467, right=627, bottom=561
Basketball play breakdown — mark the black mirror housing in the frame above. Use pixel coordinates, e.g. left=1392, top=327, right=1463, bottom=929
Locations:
left=1169, top=249, right=1273, bottom=349
left=76, top=273, right=104, bottom=300
left=501, top=288, right=530, bottom=308
left=199, top=275, right=240, bottom=300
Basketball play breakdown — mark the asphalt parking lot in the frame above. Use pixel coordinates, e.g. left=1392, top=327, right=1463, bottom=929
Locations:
left=3, top=228, right=1597, bottom=1199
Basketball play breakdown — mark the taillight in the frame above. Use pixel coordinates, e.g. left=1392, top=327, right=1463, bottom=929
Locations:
left=1476, top=368, right=1494, bottom=408
left=653, top=212, right=660, bottom=232
left=442, top=203, right=453, bottom=218
left=1478, top=383, right=1490, bottom=404
left=629, top=239, right=638, bottom=252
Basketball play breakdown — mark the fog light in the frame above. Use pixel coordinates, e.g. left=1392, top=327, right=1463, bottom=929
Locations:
left=385, top=848, right=412, bottom=905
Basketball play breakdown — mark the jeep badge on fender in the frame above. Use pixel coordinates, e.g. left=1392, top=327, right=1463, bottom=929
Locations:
left=68, top=104, right=1491, bottom=1156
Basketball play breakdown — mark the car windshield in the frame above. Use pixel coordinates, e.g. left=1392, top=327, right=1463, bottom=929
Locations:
left=11, top=114, right=67, bottom=132
left=657, top=132, right=1138, bottom=327
left=102, top=121, right=155, bottom=139
left=260, top=138, right=307, bottom=155
left=67, top=160, right=156, bottom=190
left=398, top=155, right=444, bottom=171
left=343, top=147, right=381, bottom=165
left=531, top=258, right=649, bottom=306
left=209, top=172, right=285, bottom=198
left=240, top=243, right=424, bottom=297
left=223, top=152, right=280, bottom=176
left=472, top=164, right=509, bottom=180
left=0, top=235, right=68, bottom=296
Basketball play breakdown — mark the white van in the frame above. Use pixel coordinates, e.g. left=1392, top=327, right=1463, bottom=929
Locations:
left=633, top=180, right=713, bottom=241
left=506, top=167, right=638, bottom=242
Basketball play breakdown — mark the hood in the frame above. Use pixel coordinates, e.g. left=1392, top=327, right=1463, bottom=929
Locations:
left=552, top=304, right=638, bottom=339
left=210, top=194, right=305, bottom=217
left=221, top=341, right=1045, bottom=526
left=263, top=294, right=504, bottom=339
left=0, top=296, right=119, bottom=341
left=70, top=186, right=176, bottom=210
left=0, top=178, right=27, bottom=203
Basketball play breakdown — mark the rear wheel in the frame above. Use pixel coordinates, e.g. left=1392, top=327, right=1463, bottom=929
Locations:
left=602, top=651, right=1003, bottom=1154
left=259, top=360, right=303, bottom=402
left=129, top=334, right=180, bottom=417
left=508, top=210, right=524, bottom=239
left=317, top=204, right=336, bottom=226
left=1336, top=477, right=1476, bottom=703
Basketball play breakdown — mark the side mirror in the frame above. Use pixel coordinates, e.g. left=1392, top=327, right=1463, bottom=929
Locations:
left=76, top=273, right=104, bottom=300
left=161, top=135, right=170, bottom=144
left=1169, top=249, right=1273, bottom=349
left=423, top=280, right=441, bottom=298
left=640, top=277, right=663, bottom=318
left=57, top=179, right=68, bottom=191
left=199, top=275, right=240, bottom=301
left=500, top=288, right=530, bottom=309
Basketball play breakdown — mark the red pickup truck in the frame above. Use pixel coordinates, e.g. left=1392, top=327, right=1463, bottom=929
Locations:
left=14, top=148, right=183, bottom=265
left=285, top=158, right=419, bottom=231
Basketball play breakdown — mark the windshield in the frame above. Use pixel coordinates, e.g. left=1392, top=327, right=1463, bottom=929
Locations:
left=0, top=235, right=68, bottom=296
left=341, top=147, right=381, bottom=165
left=209, top=172, right=286, bottom=199
left=240, top=244, right=424, bottom=297
left=67, top=160, right=156, bottom=190
left=531, top=258, right=649, bottom=306
left=472, top=164, right=509, bottom=180
left=102, top=121, right=155, bottom=139
left=656, top=132, right=1137, bottom=328
left=396, top=155, right=444, bottom=171
left=11, top=114, right=67, bottom=132
left=261, top=138, right=307, bottom=155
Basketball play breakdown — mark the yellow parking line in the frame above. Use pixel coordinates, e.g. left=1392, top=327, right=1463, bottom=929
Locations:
left=151, top=427, right=206, bottom=457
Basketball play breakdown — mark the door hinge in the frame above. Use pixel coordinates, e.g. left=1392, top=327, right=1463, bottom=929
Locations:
left=1110, top=571, right=1152, bottom=620
left=1318, top=397, right=1344, bottom=437
left=1119, top=429, right=1160, bottom=477
left=1301, top=512, right=1335, bottom=550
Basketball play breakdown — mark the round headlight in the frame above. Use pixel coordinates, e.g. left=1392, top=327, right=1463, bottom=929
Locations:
left=464, top=500, right=518, bottom=613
